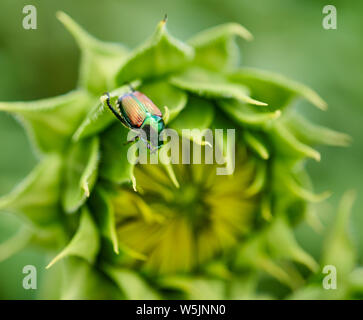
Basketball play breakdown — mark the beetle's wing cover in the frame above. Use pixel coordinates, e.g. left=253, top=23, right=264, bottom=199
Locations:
left=133, top=91, right=163, bottom=117
left=120, top=94, right=147, bottom=128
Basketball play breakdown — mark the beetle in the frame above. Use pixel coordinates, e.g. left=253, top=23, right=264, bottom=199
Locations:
left=102, top=87, right=167, bottom=152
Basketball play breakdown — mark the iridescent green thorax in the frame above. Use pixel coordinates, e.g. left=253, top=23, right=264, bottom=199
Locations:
left=139, top=114, right=165, bottom=149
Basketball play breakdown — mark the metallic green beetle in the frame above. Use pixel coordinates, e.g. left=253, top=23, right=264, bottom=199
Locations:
left=104, top=88, right=166, bottom=152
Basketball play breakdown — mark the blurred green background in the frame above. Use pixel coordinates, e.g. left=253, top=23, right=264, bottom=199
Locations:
left=0, top=0, right=362, bottom=299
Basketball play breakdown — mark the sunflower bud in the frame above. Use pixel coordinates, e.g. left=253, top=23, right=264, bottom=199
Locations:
left=0, top=12, right=358, bottom=300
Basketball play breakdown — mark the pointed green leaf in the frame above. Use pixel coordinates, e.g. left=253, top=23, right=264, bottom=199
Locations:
left=61, top=257, right=122, bottom=300
left=188, top=23, right=253, bottom=71
left=57, top=11, right=128, bottom=94
left=0, top=90, right=93, bottom=153
left=283, top=113, right=351, bottom=147
left=290, top=192, right=357, bottom=300
left=282, top=171, right=331, bottom=203
left=171, top=67, right=267, bottom=106
left=244, top=131, right=270, bottom=159
left=235, top=238, right=302, bottom=289
left=162, top=163, right=180, bottom=189
left=229, top=68, right=327, bottom=110
left=99, top=123, right=136, bottom=186
left=0, top=227, right=32, bottom=262
left=37, top=256, right=64, bottom=299
left=270, top=120, right=321, bottom=161
left=274, top=162, right=331, bottom=202
left=72, top=83, right=140, bottom=141
left=140, top=81, right=188, bottom=123
left=0, top=155, right=62, bottom=227
left=103, top=264, right=159, bottom=300
left=168, top=96, right=215, bottom=145
left=322, top=190, right=356, bottom=277
left=266, top=217, right=319, bottom=272
left=46, top=207, right=100, bottom=268
left=116, top=17, right=194, bottom=85
left=90, top=188, right=119, bottom=254
left=62, top=137, right=100, bottom=213
left=218, top=99, right=280, bottom=127
left=245, top=160, right=267, bottom=197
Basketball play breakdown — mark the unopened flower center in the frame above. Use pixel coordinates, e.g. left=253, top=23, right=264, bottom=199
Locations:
left=113, top=153, right=257, bottom=274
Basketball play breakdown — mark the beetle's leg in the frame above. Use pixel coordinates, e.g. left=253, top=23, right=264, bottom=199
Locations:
left=147, top=143, right=158, bottom=154
left=123, top=135, right=139, bottom=146
left=103, top=92, right=130, bottom=128
left=104, top=92, right=123, bottom=122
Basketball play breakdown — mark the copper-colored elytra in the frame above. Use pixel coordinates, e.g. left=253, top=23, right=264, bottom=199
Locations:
left=132, top=91, right=163, bottom=117
left=119, top=93, right=146, bottom=128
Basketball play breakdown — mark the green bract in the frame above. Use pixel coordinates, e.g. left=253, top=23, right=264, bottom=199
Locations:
left=0, top=12, right=359, bottom=300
